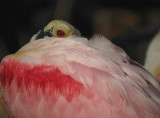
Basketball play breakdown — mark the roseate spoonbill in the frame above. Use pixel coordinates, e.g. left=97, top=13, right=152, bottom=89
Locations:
left=144, top=31, right=160, bottom=83
left=0, top=84, right=8, bottom=118
left=0, top=20, right=160, bottom=118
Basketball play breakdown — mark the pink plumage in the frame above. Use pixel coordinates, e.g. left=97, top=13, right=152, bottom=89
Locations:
left=0, top=35, right=160, bottom=118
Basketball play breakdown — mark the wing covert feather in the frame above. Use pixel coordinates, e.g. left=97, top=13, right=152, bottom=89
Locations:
left=2, top=36, right=160, bottom=117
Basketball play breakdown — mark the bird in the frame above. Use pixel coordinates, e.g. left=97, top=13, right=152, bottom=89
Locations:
left=0, top=85, right=8, bottom=118
left=144, top=31, right=160, bottom=83
left=0, top=20, right=160, bottom=118
left=0, top=39, right=9, bottom=118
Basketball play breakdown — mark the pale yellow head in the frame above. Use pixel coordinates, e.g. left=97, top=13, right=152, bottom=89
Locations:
left=41, top=20, right=81, bottom=38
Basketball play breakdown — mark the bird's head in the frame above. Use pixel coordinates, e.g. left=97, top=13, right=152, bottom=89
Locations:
left=35, top=20, right=81, bottom=39
left=3, top=20, right=88, bottom=63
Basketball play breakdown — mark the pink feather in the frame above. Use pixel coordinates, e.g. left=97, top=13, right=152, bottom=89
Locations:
left=0, top=35, right=160, bottom=118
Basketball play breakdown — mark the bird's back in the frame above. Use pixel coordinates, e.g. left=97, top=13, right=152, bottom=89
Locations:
left=0, top=36, right=160, bottom=118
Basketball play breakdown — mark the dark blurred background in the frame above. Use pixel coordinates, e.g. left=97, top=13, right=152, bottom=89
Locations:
left=0, top=0, right=160, bottom=64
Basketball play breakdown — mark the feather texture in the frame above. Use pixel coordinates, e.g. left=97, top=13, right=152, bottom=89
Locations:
left=0, top=35, right=160, bottom=118
left=0, top=85, right=8, bottom=118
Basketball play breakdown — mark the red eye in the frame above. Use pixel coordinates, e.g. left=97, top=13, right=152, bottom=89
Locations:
left=57, top=30, right=65, bottom=37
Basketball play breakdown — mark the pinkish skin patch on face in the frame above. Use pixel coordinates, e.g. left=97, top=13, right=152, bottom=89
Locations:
left=0, top=58, right=85, bottom=102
